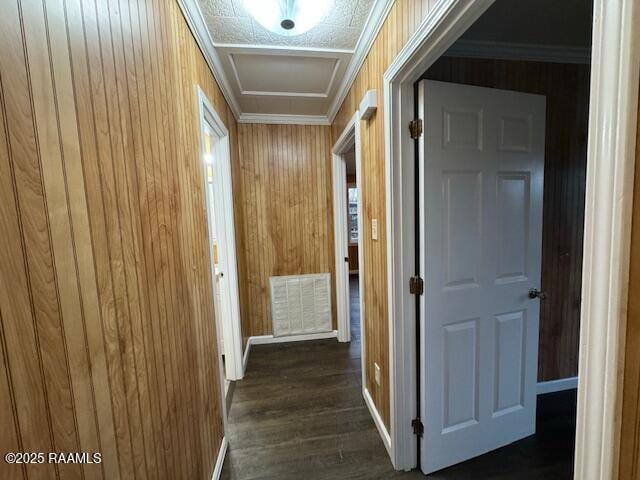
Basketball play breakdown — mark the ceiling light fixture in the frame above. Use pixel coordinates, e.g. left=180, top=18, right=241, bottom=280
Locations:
left=243, top=0, right=334, bottom=36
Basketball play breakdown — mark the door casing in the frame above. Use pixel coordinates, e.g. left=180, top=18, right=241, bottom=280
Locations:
left=197, top=87, right=244, bottom=384
left=333, top=112, right=364, bottom=347
left=382, top=0, right=640, bottom=475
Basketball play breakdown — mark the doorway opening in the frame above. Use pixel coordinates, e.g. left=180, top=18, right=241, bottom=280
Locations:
left=197, top=87, right=244, bottom=398
left=413, top=1, right=592, bottom=475
left=377, top=0, right=640, bottom=475
left=345, top=149, right=361, bottom=349
left=333, top=113, right=365, bottom=348
left=332, top=111, right=368, bottom=401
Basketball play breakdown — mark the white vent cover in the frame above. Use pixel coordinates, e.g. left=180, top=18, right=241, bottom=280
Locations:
left=270, top=273, right=332, bottom=337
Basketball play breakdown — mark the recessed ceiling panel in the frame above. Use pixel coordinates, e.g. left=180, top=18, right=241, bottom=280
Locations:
left=240, top=94, right=330, bottom=115
left=230, top=53, right=339, bottom=96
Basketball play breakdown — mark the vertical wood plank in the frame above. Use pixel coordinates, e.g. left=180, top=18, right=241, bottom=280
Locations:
left=1, top=0, right=230, bottom=477
left=24, top=0, right=112, bottom=477
left=0, top=59, right=55, bottom=480
left=0, top=1, right=66, bottom=477
left=0, top=312, right=25, bottom=480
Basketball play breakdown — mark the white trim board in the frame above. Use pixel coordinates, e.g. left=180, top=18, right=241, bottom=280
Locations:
left=364, top=388, right=392, bottom=457
left=211, top=43, right=354, bottom=54
left=537, top=377, right=579, bottom=395
left=238, top=113, right=330, bottom=125
left=574, top=1, right=640, bottom=478
left=211, top=437, right=228, bottom=480
left=242, top=339, right=251, bottom=375
left=197, top=87, right=245, bottom=382
left=332, top=111, right=365, bottom=347
left=444, top=40, right=591, bottom=64
left=248, top=330, right=338, bottom=345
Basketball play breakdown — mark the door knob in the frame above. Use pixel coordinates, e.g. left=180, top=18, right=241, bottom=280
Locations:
left=528, top=288, right=546, bottom=300
left=219, top=272, right=224, bottom=278
left=344, top=257, right=349, bottom=262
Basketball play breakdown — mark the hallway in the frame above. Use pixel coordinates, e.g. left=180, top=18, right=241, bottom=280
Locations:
left=1, top=1, right=636, bottom=479
left=220, top=277, right=413, bottom=479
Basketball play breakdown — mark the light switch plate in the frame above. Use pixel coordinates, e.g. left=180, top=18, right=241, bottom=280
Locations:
left=371, top=218, right=378, bottom=240
left=374, top=362, right=381, bottom=386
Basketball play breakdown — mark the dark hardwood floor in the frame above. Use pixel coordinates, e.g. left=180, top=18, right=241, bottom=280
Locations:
left=221, top=275, right=576, bottom=479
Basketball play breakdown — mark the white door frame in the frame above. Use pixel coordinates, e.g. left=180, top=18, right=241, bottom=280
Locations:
left=383, top=0, right=640, bottom=475
left=197, top=87, right=244, bottom=382
left=332, top=112, right=365, bottom=376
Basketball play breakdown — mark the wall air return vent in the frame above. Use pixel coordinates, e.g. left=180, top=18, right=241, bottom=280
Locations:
left=269, top=273, right=332, bottom=337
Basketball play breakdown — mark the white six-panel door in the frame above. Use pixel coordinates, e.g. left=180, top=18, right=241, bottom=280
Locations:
left=418, top=80, right=546, bottom=474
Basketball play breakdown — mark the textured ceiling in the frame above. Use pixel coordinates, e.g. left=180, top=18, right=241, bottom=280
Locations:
left=199, top=0, right=375, bottom=49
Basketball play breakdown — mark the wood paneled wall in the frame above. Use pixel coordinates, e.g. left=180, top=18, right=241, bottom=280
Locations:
left=422, top=57, right=591, bottom=381
left=0, top=0, right=235, bottom=478
left=331, top=0, right=439, bottom=429
left=619, top=85, right=640, bottom=480
left=235, top=124, right=335, bottom=337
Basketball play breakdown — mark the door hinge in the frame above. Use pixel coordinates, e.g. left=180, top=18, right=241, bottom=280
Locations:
left=409, top=118, right=423, bottom=139
left=412, top=418, right=424, bottom=436
left=409, top=276, right=424, bottom=296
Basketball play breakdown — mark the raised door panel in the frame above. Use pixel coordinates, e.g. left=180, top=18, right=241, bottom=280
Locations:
left=443, top=319, right=480, bottom=434
left=498, top=114, right=532, bottom=153
left=496, top=173, right=530, bottom=284
left=443, top=109, right=483, bottom=151
left=442, top=171, right=482, bottom=290
left=493, top=310, right=526, bottom=416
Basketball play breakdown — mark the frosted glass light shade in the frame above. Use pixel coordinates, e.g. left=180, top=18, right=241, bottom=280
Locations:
left=243, top=0, right=334, bottom=36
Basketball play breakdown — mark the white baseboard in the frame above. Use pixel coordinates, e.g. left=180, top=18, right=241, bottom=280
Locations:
left=537, top=376, right=579, bottom=395
left=211, top=436, right=228, bottom=480
left=363, top=388, right=392, bottom=458
left=242, top=339, right=251, bottom=374
left=249, top=330, right=338, bottom=345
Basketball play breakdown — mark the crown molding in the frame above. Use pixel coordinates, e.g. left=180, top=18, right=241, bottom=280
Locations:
left=238, top=113, right=331, bottom=125
left=327, top=0, right=396, bottom=123
left=213, top=43, right=354, bottom=55
left=444, top=39, right=591, bottom=64
left=176, top=0, right=242, bottom=120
